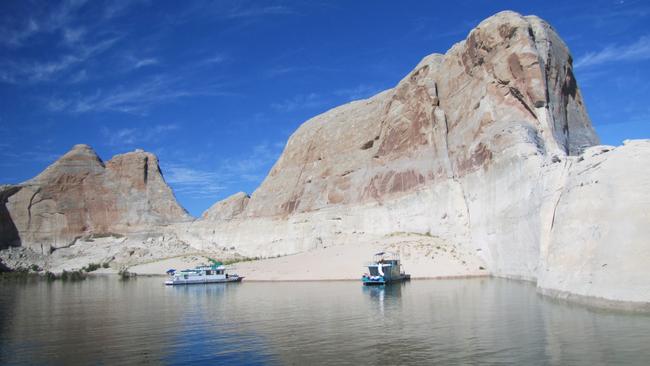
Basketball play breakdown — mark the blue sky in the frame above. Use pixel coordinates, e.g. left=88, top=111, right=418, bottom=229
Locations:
left=1, top=0, right=649, bottom=216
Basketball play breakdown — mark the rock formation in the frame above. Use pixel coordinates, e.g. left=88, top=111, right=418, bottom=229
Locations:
left=0, top=11, right=648, bottom=309
left=245, top=11, right=596, bottom=218
left=180, top=10, right=596, bottom=263
left=0, top=145, right=190, bottom=254
left=537, top=141, right=650, bottom=307
left=201, top=192, right=249, bottom=221
left=173, top=11, right=648, bottom=308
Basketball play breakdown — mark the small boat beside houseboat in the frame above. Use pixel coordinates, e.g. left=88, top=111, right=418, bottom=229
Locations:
left=362, top=251, right=410, bottom=286
left=165, top=261, right=243, bottom=285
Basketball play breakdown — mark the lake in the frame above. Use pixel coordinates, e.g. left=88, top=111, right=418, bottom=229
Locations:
left=1, top=277, right=649, bottom=365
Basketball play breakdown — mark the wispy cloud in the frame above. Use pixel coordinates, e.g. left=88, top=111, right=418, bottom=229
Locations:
left=575, top=35, right=650, bottom=69
left=47, top=75, right=225, bottom=115
left=406, top=15, right=474, bottom=42
left=1, top=36, right=120, bottom=84
left=0, top=0, right=98, bottom=48
left=334, top=84, right=382, bottom=101
left=0, top=149, right=61, bottom=168
left=114, top=51, right=165, bottom=74
left=166, top=2, right=299, bottom=30
left=271, top=93, right=326, bottom=112
left=62, top=26, right=86, bottom=46
left=0, top=18, right=41, bottom=48
left=0, top=1, right=147, bottom=84
left=68, top=69, right=88, bottom=83
left=267, top=66, right=301, bottom=77
left=101, top=123, right=179, bottom=147
left=560, top=3, right=650, bottom=35
left=219, top=142, right=284, bottom=183
left=0, top=0, right=147, bottom=49
left=270, top=84, right=382, bottom=113
left=162, top=141, right=284, bottom=199
left=102, top=0, right=147, bottom=20
left=164, top=164, right=225, bottom=197
left=225, top=5, right=296, bottom=19
left=198, top=54, right=226, bottom=65
left=134, top=58, right=159, bottom=68
left=266, top=64, right=336, bottom=78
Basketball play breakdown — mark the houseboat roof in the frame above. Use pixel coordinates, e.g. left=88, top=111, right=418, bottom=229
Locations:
left=372, top=251, right=400, bottom=261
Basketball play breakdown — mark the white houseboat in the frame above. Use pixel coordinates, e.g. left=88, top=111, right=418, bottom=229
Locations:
left=165, top=262, right=243, bottom=285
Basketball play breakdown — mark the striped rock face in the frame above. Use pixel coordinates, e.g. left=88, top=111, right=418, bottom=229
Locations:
left=183, top=12, right=648, bottom=306
left=242, top=11, right=597, bottom=219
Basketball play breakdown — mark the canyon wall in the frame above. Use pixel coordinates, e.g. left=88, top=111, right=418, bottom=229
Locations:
left=179, top=11, right=595, bottom=268
left=176, top=11, right=648, bottom=306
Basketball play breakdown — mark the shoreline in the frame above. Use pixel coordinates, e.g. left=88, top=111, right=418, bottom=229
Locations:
left=537, top=287, right=650, bottom=314
left=5, top=270, right=650, bottom=313
left=104, top=273, right=492, bottom=281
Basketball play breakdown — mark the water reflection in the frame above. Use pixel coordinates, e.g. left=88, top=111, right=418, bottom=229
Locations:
left=362, top=282, right=404, bottom=316
left=1, top=277, right=649, bottom=365
left=0, top=278, right=276, bottom=365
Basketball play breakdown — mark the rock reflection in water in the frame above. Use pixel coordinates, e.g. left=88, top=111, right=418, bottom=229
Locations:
left=0, top=277, right=275, bottom=365
left=1, top=277, right=649, bottom=365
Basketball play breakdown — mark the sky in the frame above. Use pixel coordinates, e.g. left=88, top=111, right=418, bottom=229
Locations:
left=1, top=0, right=649, bottom=216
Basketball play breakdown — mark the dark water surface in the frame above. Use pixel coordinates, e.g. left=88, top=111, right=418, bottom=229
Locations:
left=1, top=277, right=649, bottom=365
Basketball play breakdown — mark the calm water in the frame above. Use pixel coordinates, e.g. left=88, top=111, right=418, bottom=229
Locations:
left=1, top=277, right=649, bottom=365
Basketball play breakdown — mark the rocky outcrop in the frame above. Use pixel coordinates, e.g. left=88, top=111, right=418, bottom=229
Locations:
left=244, top=11, right=597, bottom=219
left=0, top=145, right=190, bottom=254
left=201, top=192, right=249, bottom=221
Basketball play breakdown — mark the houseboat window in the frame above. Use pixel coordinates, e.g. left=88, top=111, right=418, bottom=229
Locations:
left=206, top=270, right=212, bottom=275
left=369, top=267, right=379, bottom=276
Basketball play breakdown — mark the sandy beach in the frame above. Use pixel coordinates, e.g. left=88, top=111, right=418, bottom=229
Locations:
left=128, top=233, right=488, bottom=281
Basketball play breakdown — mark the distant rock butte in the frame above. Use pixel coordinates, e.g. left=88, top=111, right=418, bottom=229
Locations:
left=1, top=11, right=648, bottom=309
left=0, top=144, right=189, bottom=253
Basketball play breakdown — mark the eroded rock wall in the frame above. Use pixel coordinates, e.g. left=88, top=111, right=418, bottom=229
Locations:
left=537, top=141, right=650, bottom=304
left=182, top=12, right=648, bottom=306
left=197, top=11, right=600, bottom=274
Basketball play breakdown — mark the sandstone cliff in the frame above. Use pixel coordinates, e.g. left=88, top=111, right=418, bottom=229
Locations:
left=179, top=10, right=597, bottom=262
left=201, top=192, right=249, bottom=221
left=0, top=145, right=190, bottom=254
left=245, top=11, right=596, bottom=218
left=537, top=141, right=650, bottom=307
left=174, top=11, right=648, bottom=308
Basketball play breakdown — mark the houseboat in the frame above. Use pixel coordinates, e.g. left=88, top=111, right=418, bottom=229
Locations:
left=362, top=251, right=410, bottom=285
left=165, top=261, right=243, bottom=285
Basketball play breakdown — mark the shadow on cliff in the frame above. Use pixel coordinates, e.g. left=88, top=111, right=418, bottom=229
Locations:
left=0, top=186, right=22, bottom=250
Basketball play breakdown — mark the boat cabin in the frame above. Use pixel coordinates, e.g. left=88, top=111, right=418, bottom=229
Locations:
left=165, top=263, right=244, bottom=285
left=362, top=251, right=410, bottom=285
